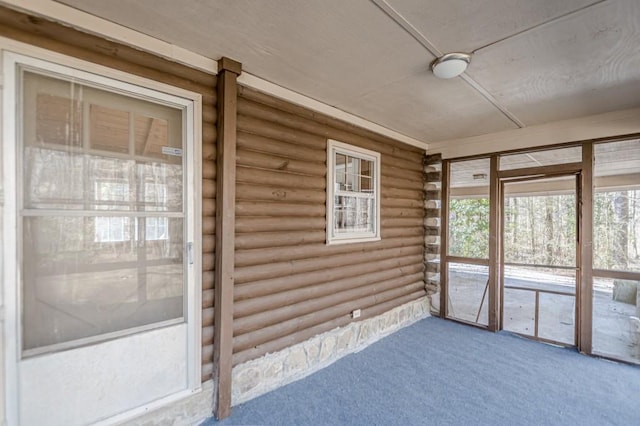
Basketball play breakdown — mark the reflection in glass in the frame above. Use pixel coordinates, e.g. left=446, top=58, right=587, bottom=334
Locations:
left=333, top=149, right=376, bottom=236
left=90, top=105, right=130, bottom=153
left=334, top=196, right=374, bottom=234
left=20, top=69, right=186, bottom=352
left=22, top=216, right=183, bottom=350
left=32, top=75, right=83, bottom=148
left=135, top=115, right=173, bottom=161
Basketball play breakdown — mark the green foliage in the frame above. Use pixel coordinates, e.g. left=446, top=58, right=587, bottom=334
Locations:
left=448, top=190, right=640, bottom=271
left=449, top=198, right=489, bottom=259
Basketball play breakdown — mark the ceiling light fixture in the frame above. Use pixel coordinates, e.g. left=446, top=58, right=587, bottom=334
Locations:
left=431, top=53, right=472, bottom=79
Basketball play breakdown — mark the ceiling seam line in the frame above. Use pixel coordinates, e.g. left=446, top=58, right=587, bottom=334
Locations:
left=471, top=0, right=609, bottom=54
left=370, top=0, right=442, bottom=57
left=371, top=0, right=525, bottom=129
left=460, top=75, right=525, bottom=128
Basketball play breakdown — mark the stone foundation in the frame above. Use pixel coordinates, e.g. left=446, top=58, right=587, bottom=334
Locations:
left=231, top=296, right=431, bottom=406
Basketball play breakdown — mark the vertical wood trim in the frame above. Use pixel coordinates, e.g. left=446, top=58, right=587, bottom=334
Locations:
left=488, top=155, right=500, bottom=331
left=440, top=160, right=450, bottom=318
left=579, top=143, right=594, bottom=353
left=213, top=57, right=241, bottom=420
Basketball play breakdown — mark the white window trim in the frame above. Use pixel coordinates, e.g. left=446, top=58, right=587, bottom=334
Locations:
left=1, top=41, right=202, bottom=425
left=326, top=139, right=381, bottom=245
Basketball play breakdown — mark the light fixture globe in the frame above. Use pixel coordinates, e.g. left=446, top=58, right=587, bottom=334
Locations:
left=431, top=53, right=471, bottom=79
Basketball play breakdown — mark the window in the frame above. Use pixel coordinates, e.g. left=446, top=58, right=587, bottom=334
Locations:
left=327, top=140, right=380, bottom=244
left=13, top=61, right=192, bottom=354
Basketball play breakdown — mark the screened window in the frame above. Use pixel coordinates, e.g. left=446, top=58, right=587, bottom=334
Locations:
left=593, top=139, right=640, bottom=273
left=327, top=140, right=380, bottom=244
left=448, top=158, right=490, bottom=259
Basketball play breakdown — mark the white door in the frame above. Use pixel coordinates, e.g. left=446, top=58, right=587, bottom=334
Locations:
left=2, top=50, right=201, bottom=425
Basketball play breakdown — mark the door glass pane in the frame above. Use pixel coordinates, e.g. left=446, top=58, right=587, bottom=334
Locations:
left=447, top=262, right=489, bottom=326
left=500, top=146, right=581, bottom=170
left=22, top=215, right=184, bottom=351
left=90, top=105, right=130, bottom=153
left=448, top=158, right=490, bottom=259
left=134, top=115, right=175, bottom=161
left=21, top=70, right=185, bottom=352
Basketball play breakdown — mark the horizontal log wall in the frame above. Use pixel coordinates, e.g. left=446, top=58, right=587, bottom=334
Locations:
left=233, top=86, right=426, bottom=365
left=0, top=7, right=217, bottom=382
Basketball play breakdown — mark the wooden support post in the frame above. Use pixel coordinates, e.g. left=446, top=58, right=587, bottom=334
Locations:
left=488, top=155, right=500, bottom=331
left=579, top=142, right=593, bottom=353
left=440, top=160, right=450, bottom=318
left=213, top=56, right=241, bottom=420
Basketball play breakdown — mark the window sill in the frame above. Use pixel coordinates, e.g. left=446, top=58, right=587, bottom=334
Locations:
left=326, top=235, right=381, bottom=245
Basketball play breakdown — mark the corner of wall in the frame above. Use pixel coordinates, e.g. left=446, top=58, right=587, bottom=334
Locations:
left=423, top=154, right=443, bottom=315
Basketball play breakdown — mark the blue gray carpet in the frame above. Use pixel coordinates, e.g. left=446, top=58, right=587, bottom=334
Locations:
left=205, top=317, right=640, bottom=425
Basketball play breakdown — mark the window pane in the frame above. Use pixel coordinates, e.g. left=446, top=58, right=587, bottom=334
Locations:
left=360, top=159, right=373, bottom=192
left=334, top=195, right=374, bottom=235
left=594, top=140, right=640, bottom=272
left=135, top=115, right=181, bottom=164
left=23, top=147, right=86, bottom=209
left=28, top=74, right=83, bottom=148
left=335, top=153, right=346, bottom=190
left=448, top=158, right=490, bottom=259
left=22, top=216, right=184, bottom=350
left=345, top=156, right=358, bottom=191
left=137, top=162, right=182, bottom=212
left=500, top=146, right=581, bottom=170
left=21, top=70, right=186, bottom=352
left=360, top=175, right=372, bottom=192
left=90, top=105, right=130, bottom=153
left=329, top=142, right=379, bottom=243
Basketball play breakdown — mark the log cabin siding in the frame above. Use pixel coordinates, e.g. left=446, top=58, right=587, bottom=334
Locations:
left=233, top=86, right=426, bottom=366
left=0, top=7, right=217, bottom=382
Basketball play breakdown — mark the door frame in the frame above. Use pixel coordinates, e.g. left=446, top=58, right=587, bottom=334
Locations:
left=2, top=40, right=203, bottom=425
left=498, top=169, right=582, bottom=346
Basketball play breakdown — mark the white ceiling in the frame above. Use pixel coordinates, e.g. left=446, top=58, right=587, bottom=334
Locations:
left=56, top=0, right=640, bottom=144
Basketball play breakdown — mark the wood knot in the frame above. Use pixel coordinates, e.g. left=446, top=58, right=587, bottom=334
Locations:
left=277, top=161, right=290, bottom=170
left=27, top=16, right=43, bottom=25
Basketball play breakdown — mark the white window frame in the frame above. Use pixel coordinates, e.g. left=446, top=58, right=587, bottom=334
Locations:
left=2, top=42, right=202, bottom=425
left=326, top=139, right=381, bottom=245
